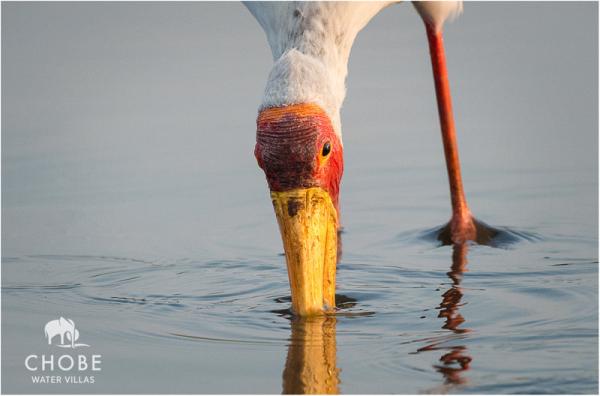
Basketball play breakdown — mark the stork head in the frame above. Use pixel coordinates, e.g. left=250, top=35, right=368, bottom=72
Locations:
left=255, top=103, right=344, bottom=316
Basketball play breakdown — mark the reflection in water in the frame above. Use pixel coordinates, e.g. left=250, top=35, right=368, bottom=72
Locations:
left=278, top=241, right=475, bottom=394
left=418, top=243, right=472, bottom=387
left=282, top=316, right=340, bottom=394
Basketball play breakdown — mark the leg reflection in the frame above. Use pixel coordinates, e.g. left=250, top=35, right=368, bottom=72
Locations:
left=419, top=243, right=472, bottom=386
left=282, top=316, right=340, bottom=394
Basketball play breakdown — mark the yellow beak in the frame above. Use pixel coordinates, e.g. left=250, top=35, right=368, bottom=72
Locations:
left=271, top=187, right=338, bottom=316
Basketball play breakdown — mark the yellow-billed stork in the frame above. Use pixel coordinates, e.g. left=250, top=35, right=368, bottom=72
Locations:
left=245, top=1, right=491, bottom=316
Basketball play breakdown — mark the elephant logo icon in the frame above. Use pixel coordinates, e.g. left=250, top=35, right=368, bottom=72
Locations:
left=44, top=317, right=89, bottom=348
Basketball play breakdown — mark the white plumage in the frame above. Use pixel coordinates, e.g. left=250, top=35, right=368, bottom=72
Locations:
left=413, top=1, right=463, bottom=31
left=244, top=1, right=463, bottom=139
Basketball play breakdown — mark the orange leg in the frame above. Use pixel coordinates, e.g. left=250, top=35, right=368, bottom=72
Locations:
left=425, top=24, right=477, bottom=244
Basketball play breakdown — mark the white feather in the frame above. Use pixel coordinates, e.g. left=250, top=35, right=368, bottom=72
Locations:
left=244, top=1, right=463, bottom=137
left=245, top=1, right=393, bottom=137
left=412, top=1, right=463, bottom=32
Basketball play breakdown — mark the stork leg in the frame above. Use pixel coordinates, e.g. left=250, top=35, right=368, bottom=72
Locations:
left=424, top=24, right=494, bottom=245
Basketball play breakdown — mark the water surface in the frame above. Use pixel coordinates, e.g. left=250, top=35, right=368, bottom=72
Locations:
left=2, top=2, right=598, bottom=394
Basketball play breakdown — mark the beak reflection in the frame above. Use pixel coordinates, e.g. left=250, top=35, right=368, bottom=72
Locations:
left=282, top=316, right=340, bottom=394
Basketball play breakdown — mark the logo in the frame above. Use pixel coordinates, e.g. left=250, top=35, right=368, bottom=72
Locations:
left=24, top=317, right=101, bottom=385
left=44, top=317, right=89, bottom=348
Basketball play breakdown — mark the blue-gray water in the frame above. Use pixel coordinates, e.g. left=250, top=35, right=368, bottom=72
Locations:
left=2, top=2, right=598, bottom=394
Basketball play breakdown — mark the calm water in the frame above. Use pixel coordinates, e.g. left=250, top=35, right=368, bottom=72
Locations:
left=2, top=2, right=598, bottom=394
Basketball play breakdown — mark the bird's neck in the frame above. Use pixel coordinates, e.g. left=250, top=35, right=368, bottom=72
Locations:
left=256, top=2, right=392, bottom=138
left=261, top=50, right=345, bottom=137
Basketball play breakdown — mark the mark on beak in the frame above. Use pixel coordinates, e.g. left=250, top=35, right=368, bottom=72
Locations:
left=287, top=198, right=303, bottom=217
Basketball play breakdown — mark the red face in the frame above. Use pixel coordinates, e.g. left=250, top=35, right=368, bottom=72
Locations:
left=254, top=104, right=344, bottom=211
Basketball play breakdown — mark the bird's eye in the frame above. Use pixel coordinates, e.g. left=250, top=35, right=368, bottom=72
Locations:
left=321, top=141, right=331, bottom=157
